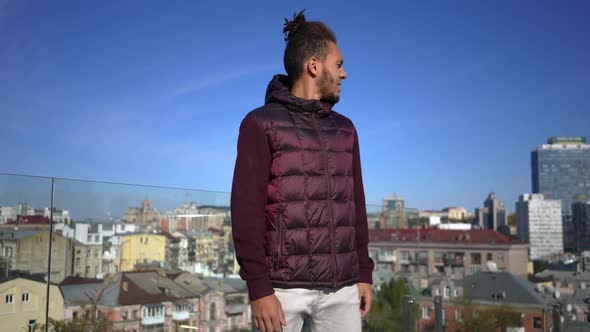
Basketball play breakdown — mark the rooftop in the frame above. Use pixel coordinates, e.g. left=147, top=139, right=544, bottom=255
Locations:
left=464, top=272, right=546, bottom=307
left=0, top=228, right=45, bottom=240
left=368, top=228, right=518, bottom=245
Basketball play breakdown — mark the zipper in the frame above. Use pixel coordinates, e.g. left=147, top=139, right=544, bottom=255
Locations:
left=312, top=113, right=338, bottom=288
left=274, top=212, right=283, bottom=271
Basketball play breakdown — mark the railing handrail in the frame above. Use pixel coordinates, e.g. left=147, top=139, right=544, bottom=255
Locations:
left=0, top=172, right=229, bottom=195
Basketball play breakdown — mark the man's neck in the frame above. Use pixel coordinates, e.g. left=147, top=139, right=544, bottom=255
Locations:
left=291, top=77, right=321, bottom=101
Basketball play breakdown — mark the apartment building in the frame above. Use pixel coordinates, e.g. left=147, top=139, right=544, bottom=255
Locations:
left=368, top=228, right=529, bottom=281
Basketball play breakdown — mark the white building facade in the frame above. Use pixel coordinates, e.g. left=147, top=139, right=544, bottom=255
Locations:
left=516, top=193, right=563, bottom=259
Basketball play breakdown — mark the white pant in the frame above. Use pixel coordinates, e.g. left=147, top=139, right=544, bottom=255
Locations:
left=273, top=284, right=362, bottom=332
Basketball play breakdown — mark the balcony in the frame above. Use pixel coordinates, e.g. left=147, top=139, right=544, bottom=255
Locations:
left=443, top=255, right=465, bottom=267
left=142, top=315, right=165, bottom=326
left=399, top=252, right=412, bottom=264
left=377, top=253, right=396, bottom=263
left=413, top=257, right=429, bottom=265
left=172, top=311, right=190, bottom=321
left=226, top=304, right=247, bottom=316
left=446, top=258, right=464, bottom=266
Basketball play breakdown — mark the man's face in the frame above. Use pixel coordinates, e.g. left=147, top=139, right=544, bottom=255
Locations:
left=318, top=42, right=347, bottom=104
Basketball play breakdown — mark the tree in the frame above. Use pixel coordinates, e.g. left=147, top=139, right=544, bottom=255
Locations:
left=32, top=285, right=113, bottom=332
left=365, top=278, right=417, bottom=332
left=507, top=214, right=517, bottom=227
left=31, top=309, right=112, bottom=332
left=453, top=297, right=521, bottom=332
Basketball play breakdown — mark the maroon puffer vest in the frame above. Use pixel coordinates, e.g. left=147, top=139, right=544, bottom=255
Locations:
left=253, top=75, right=360, bottom=289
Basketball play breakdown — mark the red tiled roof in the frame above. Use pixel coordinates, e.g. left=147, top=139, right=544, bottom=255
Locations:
left=7, top=215, right=52, bottom=224
left=368, top=228, right=513, bottom=245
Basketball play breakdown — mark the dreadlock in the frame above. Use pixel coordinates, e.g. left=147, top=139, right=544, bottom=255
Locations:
left=283, top=10, right=337, bottom=82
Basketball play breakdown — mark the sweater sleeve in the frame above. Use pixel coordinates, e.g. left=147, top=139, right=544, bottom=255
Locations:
left=231, top=114, right=274, bottom=301
left=352, top=128, right=375, bottom=284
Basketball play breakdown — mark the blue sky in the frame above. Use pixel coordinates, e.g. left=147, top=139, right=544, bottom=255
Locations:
left=1, top=0, right=589, bottom=214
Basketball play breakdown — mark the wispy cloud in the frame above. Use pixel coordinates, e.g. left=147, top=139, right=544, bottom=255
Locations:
left=169, top=63, right=278, bottom=98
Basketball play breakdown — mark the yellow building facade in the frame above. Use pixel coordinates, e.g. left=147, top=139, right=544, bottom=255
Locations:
left=0, top=228, right=73, bottom=283
left=120, top=234, right=166, bottom=271
left=0, top=277, right=64, bottom=331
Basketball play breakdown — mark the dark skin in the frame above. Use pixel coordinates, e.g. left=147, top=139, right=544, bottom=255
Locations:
left=251, top=42, right=372, bottom=332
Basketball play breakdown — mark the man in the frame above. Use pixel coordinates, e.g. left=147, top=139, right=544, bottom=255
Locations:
left=231, top=11, right=374, bottom=332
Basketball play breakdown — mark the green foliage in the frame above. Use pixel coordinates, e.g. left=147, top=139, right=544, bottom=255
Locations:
left=454, top=298, right=522, bottom=332
left=365, top=278, right=417, bottom=332
left=533, top=260, right=548, bottom=274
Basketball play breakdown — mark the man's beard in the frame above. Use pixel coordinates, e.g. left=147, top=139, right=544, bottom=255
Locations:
left=319, top=68, right=340, bottom=104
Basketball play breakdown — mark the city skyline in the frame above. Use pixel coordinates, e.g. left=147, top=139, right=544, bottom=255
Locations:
left=1, top=1, right=589, bottom=212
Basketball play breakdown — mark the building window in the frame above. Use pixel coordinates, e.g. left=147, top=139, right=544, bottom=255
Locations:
left=455, top=309, right=463, bottom=322
left=401, top=251, right=411, bottom=261
left=87, top=249, right=92, bottom=259
left=471, top=266, right=482, bottom=275
left=422, top=306, right=430, bottom=319
left=85, top=266, right=91, bottom=276
left=5, top=294, right=14, bottom=303
left=22, top=293, right=30, bottom=303
left=443, top=286, right=451, bottom=299
left=28, top=320, right=36, bottom=332
left=122, top=311, right=128, bottom=320
left=486, top=253, right=493, bottom=261
left=533, top=317, right=542, bottom=328
left=453, top=288, right=459, bottom=297
left=434, top=251, right=444, bottom=264
left=94, top=235, right=99, bottom=242
left=87, top=235, right=92, bottom=242
left=73, top=311, right=78, bottom=319
left=496, top=253, right=505, bottom=263
left=95, top=250, right=100, bottom=259
left=210, top=302, right=216, bottom=320
left=76, top=257, right=81, bottom=267
left=471, top=253, right=482, bottom=265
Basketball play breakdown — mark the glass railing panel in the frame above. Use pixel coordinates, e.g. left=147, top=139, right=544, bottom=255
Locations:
left=0, top=173, right=54, bottom=332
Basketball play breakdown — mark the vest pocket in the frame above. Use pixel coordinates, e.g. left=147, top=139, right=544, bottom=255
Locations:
left=273, top=214, right=283, bottom=271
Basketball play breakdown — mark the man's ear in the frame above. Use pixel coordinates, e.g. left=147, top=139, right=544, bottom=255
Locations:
left=306, top=56, right=320, bottom=78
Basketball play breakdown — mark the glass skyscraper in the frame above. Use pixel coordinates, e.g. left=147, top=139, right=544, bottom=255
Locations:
left=531, top=137, right=590, bottom=251
left=532, top=137, right=590, bottom=215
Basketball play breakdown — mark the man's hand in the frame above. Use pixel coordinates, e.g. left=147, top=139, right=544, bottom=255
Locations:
left=357, top=282, right=373, bottom=318
left=251, top=293, right=286, bottom=332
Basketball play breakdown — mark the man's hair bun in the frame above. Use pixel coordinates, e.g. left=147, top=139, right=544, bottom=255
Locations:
left=283, top=10, right=307, bottom=42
